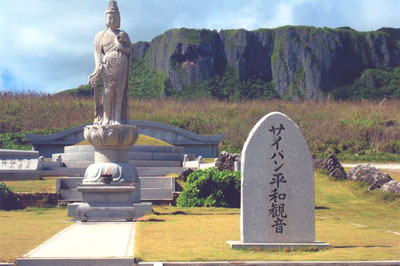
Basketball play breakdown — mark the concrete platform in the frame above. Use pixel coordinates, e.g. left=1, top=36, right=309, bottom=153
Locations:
left=68, top=201, right=152, bottom=219
left=227, top=241, right=330, bottom=249
left=138, top=262, right=400, bottom=266
left=41, top=166, right=183, bottom=178
left=17, top=222, right=135, bottom=266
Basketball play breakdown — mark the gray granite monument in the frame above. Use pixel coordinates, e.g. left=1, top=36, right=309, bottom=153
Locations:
left=74, top=0, right=151, bottom=221
left=228, top=112, right=330, bottom=249
left=0, top=149, right=42, bottom=180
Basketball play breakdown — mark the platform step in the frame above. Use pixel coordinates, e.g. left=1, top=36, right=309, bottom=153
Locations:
left=140, top=176, right=175, bottom=189
left=64, top=160, right=181, bottom=169
left=57, top=176, right=177, bottom=203
left=62, top=144, right=184, bottom=154
left=57, top=177, right=83, bottom=190
left=141, top=188, right=173, bottom=200
left=59, top=189, right=81, bottom=201
left=58, top=152, right=184, bottom=162
left=138, top=167, right=183, bottom=177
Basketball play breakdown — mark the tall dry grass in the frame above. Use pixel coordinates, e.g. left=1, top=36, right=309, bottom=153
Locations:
left=1, top=93, right=400, bottom=160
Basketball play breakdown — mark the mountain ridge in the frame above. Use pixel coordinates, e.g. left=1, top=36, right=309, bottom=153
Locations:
left=131, top=26, right=400, bottom=99
left=62, top=26, right=400, bottom=100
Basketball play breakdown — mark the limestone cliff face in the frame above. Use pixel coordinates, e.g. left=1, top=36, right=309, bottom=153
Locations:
left=133, top=28, right=225, bottom=91
left=132, top=26, right=400, bottom=99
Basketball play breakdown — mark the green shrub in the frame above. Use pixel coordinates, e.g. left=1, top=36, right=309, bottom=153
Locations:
left=0, top=183, right=23, bottom=210
left=176, top=168, right=241, bottom=208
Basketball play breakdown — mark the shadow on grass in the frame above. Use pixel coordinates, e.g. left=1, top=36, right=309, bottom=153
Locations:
left=152, top=210, right=238, bottom=216
left=315, top=206, right=330, bottom=209
left=182, top=212, right=238, bottom=216
left=153, top=211, right=187, bottom=215
left=334, top=245, right=392, bottom=248
left=137, top=218, right=165, bottom=222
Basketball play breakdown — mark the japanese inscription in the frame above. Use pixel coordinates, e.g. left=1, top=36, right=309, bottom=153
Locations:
left=0, top=158, right=35, bottom=170
left=240, top=112, right=316, bottom=244
left=268, top=123, right=287, bottom=234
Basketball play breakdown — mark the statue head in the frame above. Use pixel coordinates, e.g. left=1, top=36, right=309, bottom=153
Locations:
left=105, top=0, right=120, bottom=30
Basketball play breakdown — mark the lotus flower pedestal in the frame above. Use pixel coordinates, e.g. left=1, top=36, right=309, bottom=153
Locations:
left=75, top=124, right=146, bottom=222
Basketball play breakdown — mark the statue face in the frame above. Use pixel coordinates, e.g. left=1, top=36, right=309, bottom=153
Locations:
left=106, top=12, right=120, bottom=30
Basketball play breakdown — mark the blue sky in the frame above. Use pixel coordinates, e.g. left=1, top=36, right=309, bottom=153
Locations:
left=1, top=0, right=399, bottom=93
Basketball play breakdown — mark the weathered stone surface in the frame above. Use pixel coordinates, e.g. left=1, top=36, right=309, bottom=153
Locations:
left=84, top=124, right=138, bottom=149
left=381, top=180, right=400, bottom=193
left=322, top=154, right=347, bottom=180
left=89, top=0, right=131, bottom=125
left=215, top=151, right=241, bottom=172
left=132, top=27, right=400, bottom=99
left=83, top=124, right=139, bottom=186
left=240, top=112, right=315, bottom=243
left=76, top=183, right=136, bottom=222
left=0, top=149, right=40, bottom=171
left=347, top=164, right=392, bottom=191
left=139, top=28, right=225, bottom=91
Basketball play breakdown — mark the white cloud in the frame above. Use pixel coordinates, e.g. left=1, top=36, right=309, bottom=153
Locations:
left=356, top=0, right=400, bottom=30
left=270, top=2, right=296, bottom=27
left=1, top=0, right=400, bottom=93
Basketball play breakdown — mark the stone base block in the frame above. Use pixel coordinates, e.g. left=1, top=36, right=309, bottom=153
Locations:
left=134, top=202, right=153, bottom=218
left=76, top=183, right=136, bottom=222
left=76, top=203, right=135, bottom=222
left=67, top=202, right=80, bottom=217
left=227, top=241, right=330, bottom=249
left=0, top=170, right=41, bottom=181
left=68, top=202, right=152, bottom=220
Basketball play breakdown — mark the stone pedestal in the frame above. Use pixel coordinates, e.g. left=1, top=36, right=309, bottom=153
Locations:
left=83, top=124, right=139, bottom=184
left=76, top=183, right=136, bottom=222
left=70, top=124, right=152, bottom=221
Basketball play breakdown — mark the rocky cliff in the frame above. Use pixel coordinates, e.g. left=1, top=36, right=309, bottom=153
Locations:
left=132, top=26, right=400, bottom=99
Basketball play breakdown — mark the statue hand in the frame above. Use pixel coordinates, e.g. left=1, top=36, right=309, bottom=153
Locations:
left=89, top=72, right=98, bottom=87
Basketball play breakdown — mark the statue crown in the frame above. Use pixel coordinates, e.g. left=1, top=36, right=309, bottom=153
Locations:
left=107, top=0, right=119, bottom=13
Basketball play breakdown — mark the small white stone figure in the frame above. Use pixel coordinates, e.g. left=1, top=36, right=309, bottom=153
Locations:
left=56, top=155, right=63, bottom=167
left=89, top=0, right=131, bottom=125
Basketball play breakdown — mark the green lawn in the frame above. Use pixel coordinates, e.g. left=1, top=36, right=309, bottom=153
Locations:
left=0, top=207, right=72, bottom=264
left=1, top=170, right=399, bottom=263
left=135, top=170, right=400, bottom=262
left=2, top=176, right=58, bottom=193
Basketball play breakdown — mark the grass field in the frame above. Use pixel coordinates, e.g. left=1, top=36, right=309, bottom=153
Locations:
left=135, top=170, right=400, bottom=262
left=382, top=169, right=400, bottom=181
left=0, top=207, right=72, bottom=264
left=2, top=176, right=58, bottom=193
left=4, top=95, right=400, bottom=161
left=1, top=170, right=399, bottom=263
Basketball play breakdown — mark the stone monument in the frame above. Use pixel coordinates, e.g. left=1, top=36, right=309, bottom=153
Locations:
left=75, top=0, right=151, bottom=221
left=228, top=112, right=330, bottom=249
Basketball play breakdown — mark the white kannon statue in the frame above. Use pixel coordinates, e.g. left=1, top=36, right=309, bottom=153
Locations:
left=89, top=0, right=131, bottom=125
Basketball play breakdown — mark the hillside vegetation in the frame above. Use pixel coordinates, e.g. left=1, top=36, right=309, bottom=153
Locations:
left=63, top=26, right=400, bottom=101
left=2, top=93, right=400, bottom=161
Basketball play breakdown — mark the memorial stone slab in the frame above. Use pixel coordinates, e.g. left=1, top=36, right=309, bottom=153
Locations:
left=0, top=149, right=40, bottom=171
left=228, top=112, right=329, bottom=249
